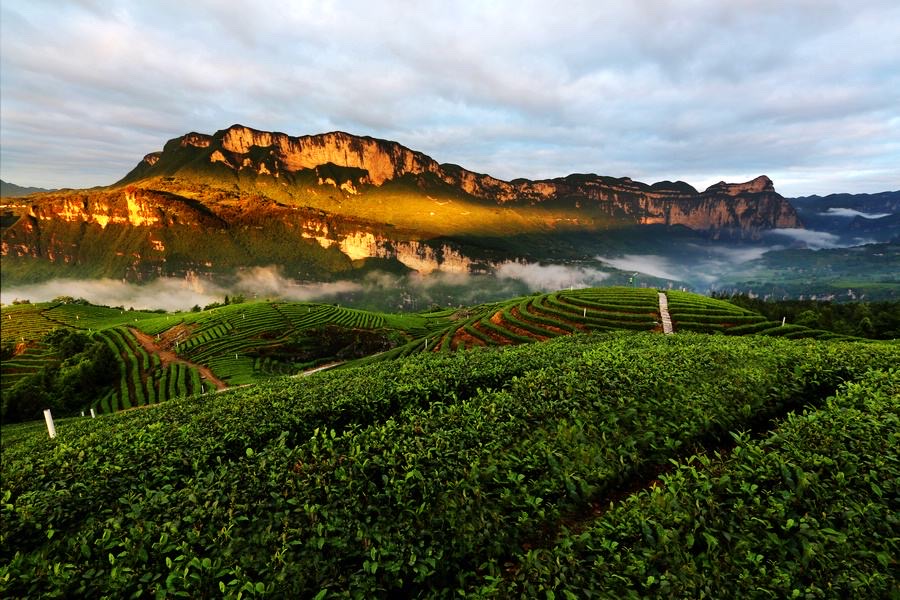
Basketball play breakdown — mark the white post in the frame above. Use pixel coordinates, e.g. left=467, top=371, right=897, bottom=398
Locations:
left=583, top=307, right=587, bottom=318
left=781, top=317, right=786, bottom=326
left=44, top=409, right=57, bottom=438
left=90, top=408, right=96, bottom=418
left=81, top=411, right=85, bottom=417
left=424, top=338, right=428, bottom=350
left=235, top=354, right=238, bottom=360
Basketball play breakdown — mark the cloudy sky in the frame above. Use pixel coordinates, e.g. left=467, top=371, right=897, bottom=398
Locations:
left=1, top=0, right=898, bottom=196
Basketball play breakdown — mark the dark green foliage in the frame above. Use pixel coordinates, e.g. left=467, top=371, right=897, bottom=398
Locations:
left=721, top=294, right=900, bottom=340
left=501, top=368, right=900, bottom=598
left=1, top=334, right=896, bottom=597
left=1, top=330, right=116, bottom=423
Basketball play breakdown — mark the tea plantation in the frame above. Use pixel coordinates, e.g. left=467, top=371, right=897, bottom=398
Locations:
left=1, top=332, right=897, bottom=598
left=3, top=289, right=863, bottom=422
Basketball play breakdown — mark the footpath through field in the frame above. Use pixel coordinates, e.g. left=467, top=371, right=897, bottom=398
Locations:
left=658, top=292, right=674, bottom=334
left=296, top=361, right=345, bottom=377
left=128, top=327, right=228, bottom=390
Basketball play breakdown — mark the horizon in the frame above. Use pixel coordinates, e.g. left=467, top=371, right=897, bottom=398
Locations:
left=1, top=1, right=899, bottom=197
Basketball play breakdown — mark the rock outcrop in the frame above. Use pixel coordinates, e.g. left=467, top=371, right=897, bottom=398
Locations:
left=119, top=125, right=800, bottom=238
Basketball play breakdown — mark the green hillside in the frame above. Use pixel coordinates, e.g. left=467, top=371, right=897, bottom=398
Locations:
left=2, top=289, right=865, bottom=423
left=1, top=333, right=896, bottom=597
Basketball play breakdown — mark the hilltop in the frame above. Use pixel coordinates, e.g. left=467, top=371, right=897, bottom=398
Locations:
left=117, top=125, right=796, bottom=242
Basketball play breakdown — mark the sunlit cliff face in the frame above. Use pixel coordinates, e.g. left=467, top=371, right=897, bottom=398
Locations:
left=28, top=191, right=161, bottom=230
left=309, top=229, right=473, bottom=274
left=216, top=126, right=441, bottom=186
left=119, top=125, right=801, bottom=239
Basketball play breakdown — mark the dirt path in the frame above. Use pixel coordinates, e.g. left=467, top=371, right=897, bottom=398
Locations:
left=472, top=320, right=515, bottom=345
left=451, top=327, right=485, bottom=350
left=296, top=362, right=345, bottom=377
left=128, top=327, right=228, bottom=391
left=511, top=306, right=570, bottom=336
left=658, top=292, right=674, bottom=334
left=530, top=300, right=588, bottom=332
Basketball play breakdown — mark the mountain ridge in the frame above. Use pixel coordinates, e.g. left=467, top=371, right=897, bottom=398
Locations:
left=0, top=180, right=55, bottom=197
left=2, top=125, right=805, bottom=285
left=121, top=124, right=784, bottom=203
left=114, top=124, right=800, bottom=237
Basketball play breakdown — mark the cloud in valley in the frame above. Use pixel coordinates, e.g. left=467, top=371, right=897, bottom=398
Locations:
left=822, top=207, right=892, bottom=219
left=1, top=0, right=898, bottom=196
left=494, top=261, right=609, bottom=291
left=0, top=277, right=223, bottom=312
left=0, top=267, right=364, bottom=311
left=766, top=228, right=844, bottom=249
left=596, top=255, right=681, bottom=281
left=232, top=267, right=362, bottom=301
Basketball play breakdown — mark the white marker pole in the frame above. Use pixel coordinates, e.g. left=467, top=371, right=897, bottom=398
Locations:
left=44, top=409, right=57, bottom=438
left=90, top=408, right=96, bottom=418
left=782, top=317, right=786, bottom=326
left=81, top=411, right=85, bottom=417
left=583, top=307, right=587, bottom=318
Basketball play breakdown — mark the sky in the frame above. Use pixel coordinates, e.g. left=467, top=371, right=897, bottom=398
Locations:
left=1, top=0, right=898, bottom=197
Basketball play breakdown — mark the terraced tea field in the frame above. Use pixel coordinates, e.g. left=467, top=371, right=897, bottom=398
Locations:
left=1, top=289, right=862, bottom=418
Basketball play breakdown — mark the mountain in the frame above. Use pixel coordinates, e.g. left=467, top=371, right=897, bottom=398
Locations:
left=0, top=180, right=54, bottom=197
left=2, top=125, right=800, bottom=285
left=118, top=125, right=798, bottom=238
left=788, top=190, right=900, bottom=243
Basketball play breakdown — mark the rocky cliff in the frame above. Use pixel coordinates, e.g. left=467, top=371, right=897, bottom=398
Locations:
left=2, top=126, right=805, bottom=284
left=119, top=125, right=800, bottom=238
left=1, top=186, right=483, bottom=281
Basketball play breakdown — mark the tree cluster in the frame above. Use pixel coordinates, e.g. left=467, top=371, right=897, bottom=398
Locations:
left=1, top=330, right=117, bottom=424
left=718, top=295, right=900, bottom=340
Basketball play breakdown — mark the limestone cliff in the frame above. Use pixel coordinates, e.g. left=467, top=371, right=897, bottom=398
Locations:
left=2, top=126, right=806, bottom=284
left=119, top=125, right=800, bottom=238
left=1, top=187, right=480, bottom=280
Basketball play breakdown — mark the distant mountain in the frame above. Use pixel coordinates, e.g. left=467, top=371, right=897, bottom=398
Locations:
left=716, top=240, right=900, bottom=301
left=788, top=190, right=900, bottom=243
left=1, top=180, right=54, bottom=197
left=2, top=125, right=801, bottom=286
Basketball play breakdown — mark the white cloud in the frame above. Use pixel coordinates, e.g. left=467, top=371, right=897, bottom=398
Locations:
left=0, top=267, right=363, bottom=311
left=0, top=277, right=221, bottom=311
left=595, top=255, right=681, bottom=281
left=494, top=261, right=609, bottom=291
left=767, top=228, right=843, bottom=249
left=1, top=0, right=899, bottom=195
left=822, top=207, right=892, bottom=219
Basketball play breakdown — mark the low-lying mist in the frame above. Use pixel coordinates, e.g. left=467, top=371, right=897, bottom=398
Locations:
left=0, top=268, right=365, bottom=312
left=0, top=262, right=614, bottom=313
left=3, top=231, right=877, bottom=312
